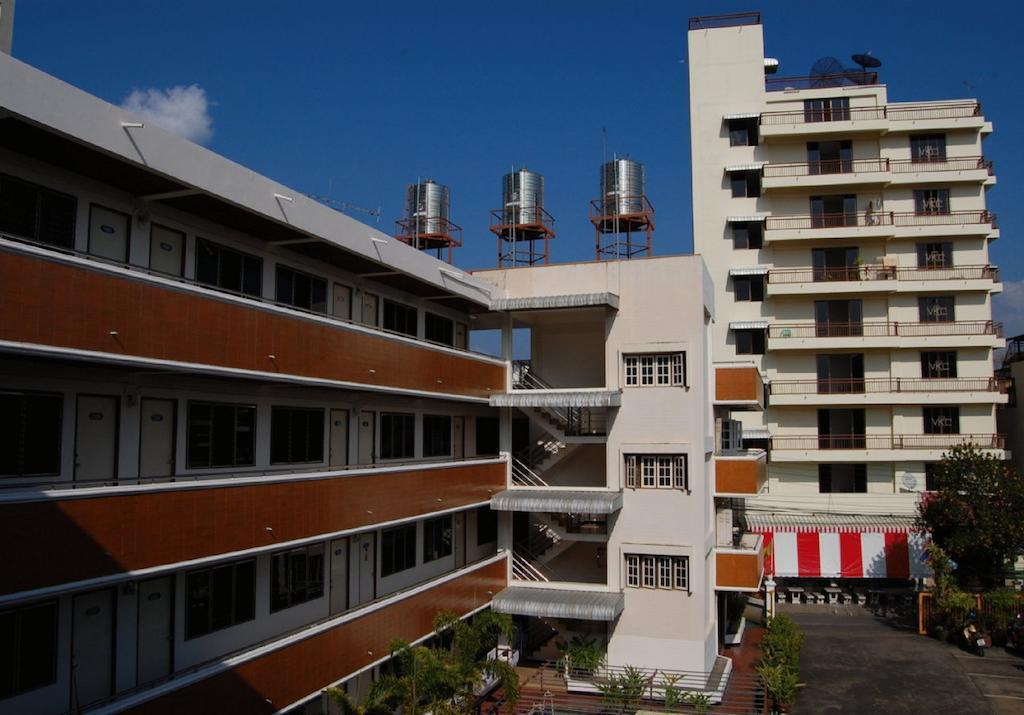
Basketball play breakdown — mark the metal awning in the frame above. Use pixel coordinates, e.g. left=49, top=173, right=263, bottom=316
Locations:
left=729, top=320, right=769, bottom=330
left=490, top=390, right=621, bottom=408
left=723, top=111, right=761, bottom=120
left=745, top=512, right=919, bottom=534
left=489, top=292, right=619, bottom=312
left=491, top=489, right=623, bottom=514
left=726, top=214, right=769, bottom=223
left=729, top=266, right=770, bottom=277
left=742, top=428, right=772, bottom=440
left=492, top=587, right=625, bottom=621
left=764, top=58, right=780, bottom=74
left=725, top=162, right=767, bottom=173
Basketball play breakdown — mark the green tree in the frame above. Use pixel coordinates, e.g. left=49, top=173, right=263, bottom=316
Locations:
left=918, top=444, right=1024, bottom=586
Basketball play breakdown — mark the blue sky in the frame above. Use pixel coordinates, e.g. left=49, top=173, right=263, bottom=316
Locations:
left=10, top=1, right=1022, bottom=331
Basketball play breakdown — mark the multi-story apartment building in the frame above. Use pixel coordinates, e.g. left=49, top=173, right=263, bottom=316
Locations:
left=688, top=12, right=1006, bottom=584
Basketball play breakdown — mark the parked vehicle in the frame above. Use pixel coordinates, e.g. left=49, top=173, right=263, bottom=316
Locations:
left=962, top=614, right=992, bottom=657
left=1006, top=614, right=1024, bottom=652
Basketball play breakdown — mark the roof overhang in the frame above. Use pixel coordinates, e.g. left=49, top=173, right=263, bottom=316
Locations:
left=729, top=320, right=769, bottom=330
left=491, top=489, right=623, bottom=514
left=746, top=513, right=919, bottom=534
left=489, top=292, right=619, bottom=312
left=725, top=162, right=767, bottom=173
left=727, top=214, right=769, bottom=223
left=490, top=389, right=622, bottom=408
left=491, top=587, right=625, bottom=621
left=729, top=266, right=770, bottom=277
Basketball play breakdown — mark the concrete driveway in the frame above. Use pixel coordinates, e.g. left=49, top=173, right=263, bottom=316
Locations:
left=784, top=603, right=1024, bottom=714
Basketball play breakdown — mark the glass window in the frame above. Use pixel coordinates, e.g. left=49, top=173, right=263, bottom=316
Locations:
left=625, top=555, right=640, bottom=587
left=818, top=464, right=867, bottom=493
left=910, top=134, right=947, bottom=162
left=734, top=275, right=765, bottom=302
left=918, top=296, right=954, bottom=322
left=476, top=506, right=497, bottom=546
left=422, top=414, right=452, bottom=458
left=187, top=402, right=255, bottom=469
left=732, top=222, right=763, bottom=250
left=0, top=391, right=62, bottom=477
left=625, top=554, right=689, bottom=591
left=803, top=97, right=850, bottom=123
left=270, top=406, right=324, bottom=464
left=730, top=171, right=761, bottom=198
left=657, top=557, right=673, bottom=589
left=735, top=329, right=766, bottom=355
left=624, top=454, right=688, bottom=490
left=423, top=515, right=453, bottom=563
left=914, top=189, right=950, bottom=215
left=195, top=238, right=263, bottom=297
left=916, top=242, right=953, bottom=268
left=0, top=174, right=76, bottom=249
left=921, top=352, right=957, bottom=379
left=0, top=600, right=58, bottom=699
left=924, top=406, right=960, bottom=435
left=185, top=559, right=255, bottom=639
left=270, top=544, right=325, bottom=612
left=641, top=556, right=656, bottom=588
left=380, top=413, right=415, bottom=460
left=381, top=524, right=416, bottom=577
left=728, top=118, right=758, bottom=146
left=425, top=313, right=455, bottom=346
left=383, top=300, right=418, bottom=337
left=624, top=353, right=686, bottom=387
left=673, top=557, right=689, bottom=590
left=276, top=265, right=327, bottom=313
left=641, top=457, right=656, bottom=488
left=624, top=356, right=639, bottom=386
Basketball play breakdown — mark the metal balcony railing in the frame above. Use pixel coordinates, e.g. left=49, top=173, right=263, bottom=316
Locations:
left=767, top=264, right=998, bottom=284
left=759, top=101, right=981, bottom=123
left=764, top=209, right=994, bottom=231
left=688, top=12, right=761, bottom=30
left=765, top=72, right=879, bottom=92
left=770, top=434, right=1006, bottom=450
left=768, top=377, right=1003, bottom=396
left=890, top=156, right=993, bottom=174
left=511, top=360, right=609, bottom=437
left=768, top=321, right=1002, bottom=339
left=761, top=156, right=992, bottom=178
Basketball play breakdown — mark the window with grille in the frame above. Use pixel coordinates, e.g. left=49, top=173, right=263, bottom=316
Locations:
left=914, top=189, right=950, bottom=215
left=921, top=351, right=957, bottom=379
left=910, top=134, right=947, bottom=162
left=918, top=296, right=954, bottom=323
left=625, top=555, right=640, bottom=587
left=626, top=554, right=689, bottom=591
left=623, top=353, right=686, bottom=387
left=924, top=406, right=960, bottom=435
left=624, top=454, right=689, bottom=491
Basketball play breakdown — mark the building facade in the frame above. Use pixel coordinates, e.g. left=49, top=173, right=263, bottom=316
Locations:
left=688, top=12, right=1006, bottom=583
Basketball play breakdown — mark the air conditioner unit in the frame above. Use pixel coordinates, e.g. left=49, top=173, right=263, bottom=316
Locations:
left=716, top=418, right=743, bottom=453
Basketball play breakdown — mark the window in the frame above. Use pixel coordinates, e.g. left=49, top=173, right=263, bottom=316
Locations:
left=803, top=97, right=850, bottom=123
left=623, top=353, right=686, bottom=387
left=730, top=171, right=761, bottom=198
left=626, top=554, right=689, bottom=591
left=910, top=134, right=947, bottom=162
left=914, top=189, right=950, bottom=215
left=276, top=265, right=327, bottom=313
left=818, top=464, right=867, bottom=493
left=810, top=194, right=857, bottom=228
left=728, top=117, right=758, bottom=146
left=925, top=463, right=942, bottom=491
left=812, top=247, right=858, bottom=282
left=735, top=329, right=766, bottom=355
left=185, top=559, right=255, bottom=639
left=425, top=312, right=455, bottom=346
left=381, top=524, right=416, bottom=576
left=921, top=351, right=957, bottom=379
left=624, top=455, right=688, bottom=490
left=270, top=406, right=324, bottom=464
left=816, top=353, right=865, bottom=394
left=380, top=413, right=415, bottom=460
left=0, top=600, right=58, bottom=700
left=732, top=222, right=763, bottom=250
left=0, top=174, right=76, bottom=249
left=422, top=414, right=452, bottom=458
left=0, top=391, right=62, bottom=477
left=815, top=299, right=863, bottom=336
left=195, top=238, right=263, bottom=297
left=733, top=275, right=765, bottom=302
left=475, top=416, right=499, bottom=456
left=187, top=402, right=255, bottom=469
left=807, top=140, right=853, bottom=175
left=917, top=242, right=953, bottom=268
left=270, top=544, right=325, bottom=612
left=924, top=406, right=960, bottom=434
left=818, top=409, right=866, bottom=449
left=423, top=515, right=453, bottom=562
left=477, top=506, right=498, bottom=545
left=919, top=296, right=954, bottom=323
left=383, top=300, right=418, bottom=337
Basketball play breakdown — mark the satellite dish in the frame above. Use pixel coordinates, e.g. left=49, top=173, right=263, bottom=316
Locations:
left=852, top=52, right=882, bottom=70
left=809, top=57, right=845, bottom=88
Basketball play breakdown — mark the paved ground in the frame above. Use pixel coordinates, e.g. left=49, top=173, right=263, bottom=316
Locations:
left=784, top=603, right=1024, bottom=714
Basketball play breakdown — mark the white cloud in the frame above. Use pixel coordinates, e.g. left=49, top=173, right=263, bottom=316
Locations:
left=120, top=85, right=213, bottom=144
left=995, top=279, right=1024, bottom=340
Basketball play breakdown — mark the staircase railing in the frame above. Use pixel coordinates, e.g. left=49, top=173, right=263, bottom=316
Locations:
left=512, top=550, right=553, bottom=582
left=512, top=457, right=550, bottom=487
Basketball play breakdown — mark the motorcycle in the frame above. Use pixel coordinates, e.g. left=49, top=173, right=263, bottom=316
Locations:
left=963, top=619, right=992, bottom=657
left=1006, top=614, right=1023, bottom=652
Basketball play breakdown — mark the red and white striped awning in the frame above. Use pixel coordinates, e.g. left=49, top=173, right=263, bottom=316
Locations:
left=746, top=514, right=930, bottom=580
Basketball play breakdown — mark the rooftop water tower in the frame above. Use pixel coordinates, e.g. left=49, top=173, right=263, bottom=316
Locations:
left=590, top=158, right=654, bottom=260
left=489, top=168, right=555, bottom=267
left=394, top=179, right=462, bottom=263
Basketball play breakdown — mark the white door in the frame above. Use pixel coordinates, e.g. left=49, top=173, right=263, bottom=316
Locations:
left=75, top=395, right=118, bottom=481
left=360, top=292, right=379, bottom=327
left=137, top=576, right=174, bottom=684
left=71, top=589, right=114, bottom=708
left=330, top=537, right=349, bottom=615
left=139, top=398, right=175, bottom=479
left=329, top=409, right=350, bottom=468
left=88, top=205, right=130, bottom=262
left=149, top=224, right=185, bottom=276
left=455, top=322, right=467, bottom=349
left=454, top=512, right=466, bottom=567
left=358, top=411, right=376, bottom=465
left=353, top=533, right=376, bottom=606
left=333, top=283, right=352, bottom=320
left=452, top=416, right=465, bottom=459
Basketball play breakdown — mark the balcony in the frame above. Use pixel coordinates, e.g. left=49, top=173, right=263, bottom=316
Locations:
left=766, top=264, right=1000, bottom=297
left=759, top=101, right=985, bottom=141
left=714, top=451, right=768, bottom=496
left=714, top=363, right=765, bottom=409
left=0, top=243, right=504, bottom=400
left=768, top=377, right=1010, bottom=406
left=763, top=210, right=996, bottom=243
left=767, top=320, right=1003, bottom=350
left=716, top=533, right=765, bottom=592
left=0, top=459, right=506, bottom=597
left=761, top=156, right=992, bottom=192
left=768, top=433, right=1006, bottom=462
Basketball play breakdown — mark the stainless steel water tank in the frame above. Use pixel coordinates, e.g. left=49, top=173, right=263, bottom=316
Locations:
left=600, top=159, right=645, bottom=215
left=405, top=180, right=450, bottom=235
left=502, top=169, right=544, bottom=225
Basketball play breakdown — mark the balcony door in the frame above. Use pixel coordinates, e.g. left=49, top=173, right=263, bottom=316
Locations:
left=807, top=140, right=852, bottom=175
left=812, top=247, right=858, bottom=282
left=70, top=588, right=115, bottom=708
left=818, top=408, right=866, bottom=448
left=814, top=299, right=863, bottom=337
left=357, top=410, right=376, bottom=464
left=329, top=537, right=349, bottom=615
left=810, top=194, right=857, bottom=228
left=816, top=354, right=865, bottom=394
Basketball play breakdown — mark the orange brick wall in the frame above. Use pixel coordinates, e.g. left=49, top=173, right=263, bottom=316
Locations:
left=714, top=366, right=762, bottom=403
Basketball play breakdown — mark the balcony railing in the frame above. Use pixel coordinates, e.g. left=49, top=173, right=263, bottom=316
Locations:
left=760, top=101, right=981, bottom=124
left=764, top=210, right=994, bottom=231
left=770, top=434, right=1005, bottom=450
left=765, top=72, right=878, bottom=92
left=768, top=377, right=1003, bottom=396
left=688, top=11, right=761, bottom=30
left=767, top=264, right=998, bottom=284
left=762, top=156, right=992, bottom=178
left=768, top=321, right=1002, bottom=339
